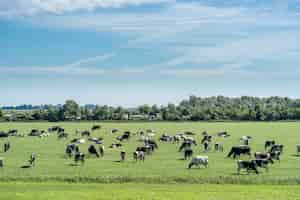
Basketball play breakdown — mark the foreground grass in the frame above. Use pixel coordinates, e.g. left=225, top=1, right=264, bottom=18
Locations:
left=1, top=182, right=300, bottom=200
left=0, top=122, right=300, bottom=184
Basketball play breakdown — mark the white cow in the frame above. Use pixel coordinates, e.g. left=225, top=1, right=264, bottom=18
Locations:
left=188, top=156, right=208, bottom=169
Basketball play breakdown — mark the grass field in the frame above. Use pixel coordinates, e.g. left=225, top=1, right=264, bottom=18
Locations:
left=1, top=182, right=300, bottom=200
left=0, top=122, right=300, bottom=184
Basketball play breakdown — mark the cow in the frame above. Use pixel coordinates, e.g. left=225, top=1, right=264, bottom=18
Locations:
left=136, top=146, right=152, bottom=154
left=201, top=135, right=212, bottom=144
left=265, top=140, right=275, bottom=150
left=188, top=156, right=208, bottom=169
left=117, top=131, right=131, bottom=142
left=203, top=141, right=209, bottom=152
left=28, top=129, right=42, bottom=137
left=70, top=138, right=85, bottom=144
left=214, top=143, right=224, bottom=152
left=159, top=134, right=172, bottom=142
left=88, top=145, right=99, bottom=158
left=109, top=143, right=122, bottom=149
left=66, top=144, right=74, bottom=158
left=240, top=136, right=251, bottom=145
left=297, top=144, right=300, bottom=156
left=0, top=132, right=8, bottom=138
left=254, top=152, right=274, bottom=164
left=8, top=129, right=18, bottom=136
left=74, top=152, right=85, bottom=164
left=253, top=159, right=272, bottom=172
left=144, top=139, right=158, bottom=150
left=227, top=145, right=251, bottom=159
left=270, top=151, right=281, bottom=162
left=99, top=145, right=104, bottom=157
left=91, top=125, right=101, bottom=131
left=217, top=131, right=230, bottom=138
left=172, top=135, right=181, bottom=143
left=111, top=129, right=118, bottom=134
left=81, top=131, right=91, bottom=137
left=29, top=153, right=37, bottom=167
left=270, top=144, right=284, bottom=154
left=133, top=151, right=145, bottom=162
left=184, top=148, right=193, bottom=160
left=237, top=160, right=259, bottom=174
left=58, top=132, right=68, bottom=139
left=179, top=141, right=196, bottom=152
left=4, top=142, right=10, bottom=153
left=120, top=151, right=126, bottom=162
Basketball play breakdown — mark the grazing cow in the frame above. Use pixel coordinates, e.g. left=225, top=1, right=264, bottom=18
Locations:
left=117, top=132, right=131, bottom=142
left=8, top=129, right=18, bottom=136
left=66, top=144, right=74, bottom=158
left=172, top=135, right=181, bottom=143
left=227, top=145, right=251, bottom=159
left=240, top=136, right=251, bottom=145
left=214, top=143, right=224, bottom=152
left=0, top=132, right=9, bottom=138
left=297, top=144, right=300, bottom=156
left=254, top=152, right=274, bottom=164
left=28, top=129, right=42, bottom=137
left=144, top=139, right=158, bottom=150
left=91, top=125, right=101, bottom=131
left=203, top=141, right=209, bottom=152
left=120, top=151, right=126, bottom=161
left=159, top=134, right=172, bottom=142
left=146, top=129, right=155, bottom=133
left=109, top=143, right=122, bottom=149
left=133, top=151, right=145, bottom=161
left=29, top=153, right=37, bottom=167
left=217, top=131, right=230, bottom=138
left=81, top=131, right=91, bottom=137
left=179, top=141, right=193, bottom=152
left=3, top=142, right=10, bottom=153
left=201, top=135, right=212, bottom=144
left=237, top=160, right=259, bottom=174
left=265, top=140, right=275, bottom=150
left=270, top=145, right=284, bottom=154
left=136, top=146, right=152, bottom=154
left=88, top=145, right=99, bottom=158
left=57, top=132, right=68, bottom=139
left=74, top=152, right=85, bottom=164
left=48, top=126, right=63, bottom=133
left=184, top=148, right=193, bottom=160
left=253, top=159, right=272, bottom=172
left=270, top=151, right=281, bottom=162
left=188, top=156, right=208, bottom=169
left=99, top=145, right=105, bottom=157
left=111, top=129, right=118, bottom=134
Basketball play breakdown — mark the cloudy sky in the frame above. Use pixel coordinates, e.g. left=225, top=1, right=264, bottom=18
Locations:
left=1, top=0, right=300, bottom=106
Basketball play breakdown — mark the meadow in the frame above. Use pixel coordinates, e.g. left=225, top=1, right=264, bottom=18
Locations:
left=1, top=182, right=300, bottom=200
left=0, top=122, right=300, bottom=184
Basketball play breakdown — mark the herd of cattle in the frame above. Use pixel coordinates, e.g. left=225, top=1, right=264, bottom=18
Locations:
left=0, top=125, right=299, bottom=174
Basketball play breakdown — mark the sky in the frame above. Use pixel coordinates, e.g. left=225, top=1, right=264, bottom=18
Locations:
left=1, top=0, right=300, bottom=107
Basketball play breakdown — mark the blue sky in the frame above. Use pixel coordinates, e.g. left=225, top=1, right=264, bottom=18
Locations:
left=1, top=0, right=300, bottom=106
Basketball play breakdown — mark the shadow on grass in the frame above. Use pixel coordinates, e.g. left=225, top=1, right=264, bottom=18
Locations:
left=20, top=165, right=31, bottom=169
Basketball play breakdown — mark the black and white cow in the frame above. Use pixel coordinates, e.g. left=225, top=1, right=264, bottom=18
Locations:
left=188, top=156, right=208, bottom=169
left=227, top=145, right=251, bottom=159
left=184, top=148, right=193, bottom=160
left=264, top=140, right=275, bottom=150
left=237, top=160, right=259, bottom=174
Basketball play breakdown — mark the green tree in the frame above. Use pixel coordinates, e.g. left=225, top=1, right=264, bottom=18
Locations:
left=62, top=100, right=80, bottom=120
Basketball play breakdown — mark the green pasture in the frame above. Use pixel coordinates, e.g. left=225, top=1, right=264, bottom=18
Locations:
left=0, top=122, right=299, bottom=184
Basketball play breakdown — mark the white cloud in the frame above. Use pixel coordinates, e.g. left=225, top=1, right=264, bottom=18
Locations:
left=0, top=54, right=113, bottom=75
left=0, top=0, right=174, bottom=17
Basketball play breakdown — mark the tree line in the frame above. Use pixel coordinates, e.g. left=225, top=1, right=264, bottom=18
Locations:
left=2, top=96, right=300, bottom=122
